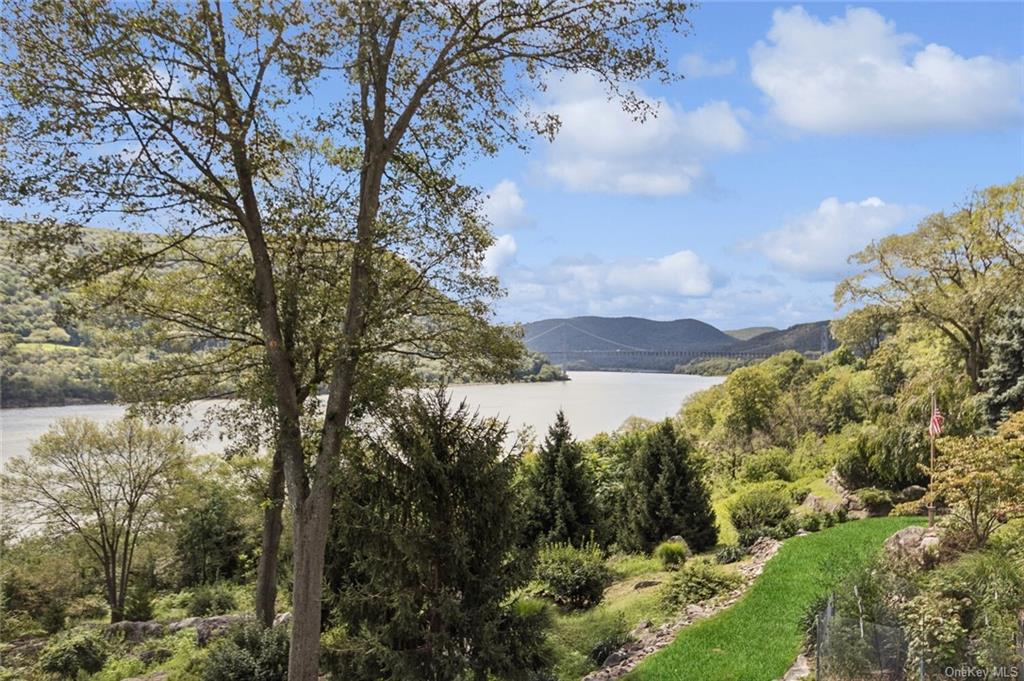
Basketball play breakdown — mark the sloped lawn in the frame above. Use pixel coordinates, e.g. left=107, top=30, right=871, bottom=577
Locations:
left=628, top=516, right=924, bottom=681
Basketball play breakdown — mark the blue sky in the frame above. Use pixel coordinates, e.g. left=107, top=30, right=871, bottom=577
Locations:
left=469, top=2, right=1024, bottom=329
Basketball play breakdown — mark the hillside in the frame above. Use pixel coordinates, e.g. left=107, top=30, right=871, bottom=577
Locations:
left=724, top=326, right=777, bottom=341
left=521, top=316, right=833, bottom=372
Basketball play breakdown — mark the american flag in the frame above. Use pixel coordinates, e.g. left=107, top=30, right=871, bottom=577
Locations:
left=928, top=406, right=944, bottom=438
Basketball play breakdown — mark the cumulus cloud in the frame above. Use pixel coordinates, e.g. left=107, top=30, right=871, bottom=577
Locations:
left=482, top=234, right=517, bottom=276
left=481, top=180, right=529, bottom=231
left=539, top=74, right=747, bottom=195
left=678, top=52, right=737, bottom=78
left=751, top=196, right=915, bottom=280
left=494, top=249, right=716, bottom=320
left=751, top=6, right=1024, bottom=134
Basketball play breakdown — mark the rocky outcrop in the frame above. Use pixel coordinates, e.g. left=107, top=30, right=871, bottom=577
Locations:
left=883, top=525, right=942, bottom=570
left=107, top=620, right=166, bottom=642
left=582, top=537, right=782, bottom=681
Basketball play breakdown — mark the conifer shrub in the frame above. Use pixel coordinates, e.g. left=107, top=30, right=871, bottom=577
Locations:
left=714, top=545, right=746, bottom=564
left=729, top=486, right=792, bottom=532
left=653, top=540, right=689, bottom=570
left=188, top=584, right=238, bottom=617
left=38, top=629, right=109, bottom=678
left=201, top=622, right=289, bottom=681
left=661, top=559, right=742, bottom=611
left=535, top=542, right=610, bottom=610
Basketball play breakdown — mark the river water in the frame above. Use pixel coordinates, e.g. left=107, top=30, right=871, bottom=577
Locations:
left=1, top=371, right=722, bottom=461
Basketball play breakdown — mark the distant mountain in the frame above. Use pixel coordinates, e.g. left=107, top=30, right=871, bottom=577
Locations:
left=521, top=316, right=833, bottom=372
left=724, top=326, right=777, bottom=341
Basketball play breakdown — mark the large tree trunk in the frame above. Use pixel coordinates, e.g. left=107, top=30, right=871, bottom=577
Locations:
left=255, top=445, right=287, bottom=627
left=286, top=495, right=333, bottom=681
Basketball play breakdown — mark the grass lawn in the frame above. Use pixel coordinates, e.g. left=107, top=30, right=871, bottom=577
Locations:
left=627, top=516, right=924, bottom=681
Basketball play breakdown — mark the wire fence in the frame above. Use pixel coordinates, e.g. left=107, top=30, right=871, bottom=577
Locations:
left=815, top=598, right=1024, bottom=681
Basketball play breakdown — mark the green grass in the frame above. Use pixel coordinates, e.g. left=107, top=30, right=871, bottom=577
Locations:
left=627, top=517, right=924, bottom=681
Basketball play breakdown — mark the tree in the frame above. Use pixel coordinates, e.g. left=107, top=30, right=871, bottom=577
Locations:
left=619, top=420, right=717, bottom=553
left=324, top=390, right=545, bottom=681
left=903, top=435, right=1024, bottom=548
left=981, top=304, right=1024, bottom=423
left=0, top=3, right=693, bottom=676
left=836, top=179, right=1024, bottom=391
left=718, top=366, right=780, bottom=477
left=830, top=304, right=898, bottom=358
left=176, top=494, right=248, bottom=587
left=1, top=418, right=186, bottom=622
left=523, top=411, right=599, bottom=547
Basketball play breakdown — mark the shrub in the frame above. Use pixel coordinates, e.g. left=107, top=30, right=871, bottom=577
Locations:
left=737, top=527, right=769, bottom=548
left=729, top=486, right=792, bottom=532
left=202, top=622, right=289, bottom=681
left=535, top=542, right=610, bottom=609
left=587, top=613, right=632, bottom=665
left=853, top=487, right=892, bottom=508
left=188, top=584, right=238, bottom=617
left=741, top=448, right=793, bottom=483
left=714, top=545, right=746, bottom=564
left=38, top=629, right=109, bottom=678
left=653, top=540, right=689, bottom=570
left=65, top=595, right=109, bottom=622
left=662, top=560, right=742, bottom=611
left=798, top=512, right=824, bottom=532
left=789, top=486, right=811, bottom=505
left=768, top=517, right=799, bottom=541
left=124, top=582, right=155, bottom=621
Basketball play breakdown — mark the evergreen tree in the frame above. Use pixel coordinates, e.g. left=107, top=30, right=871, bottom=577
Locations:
left=325, top=390, right=550, bottom=681
left=981, top=305, right=1024, bottom=423
left=619, top=420, right=718, bottom=553
left=524, top=411, right=600, bottom=547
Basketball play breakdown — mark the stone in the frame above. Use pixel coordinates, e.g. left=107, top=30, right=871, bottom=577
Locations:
left=602, top=650, right=627, bottom=668
left=900, top=485, right=927, bottom=502
left=105, top=620, right=166, bottom=642
left=633, top=580, right=661, bottom=590
left=123, top=673, right=169, bottom=681
left=883, top=525, right=942, bottom=569
left=273, top=611, right=292, bottom=627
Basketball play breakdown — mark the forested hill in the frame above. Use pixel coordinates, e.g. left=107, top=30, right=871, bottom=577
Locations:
left=521, top=316, right=834, bottom=371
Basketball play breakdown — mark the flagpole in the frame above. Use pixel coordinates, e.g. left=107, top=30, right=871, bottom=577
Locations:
left=928, top=392, right=936, bottom=528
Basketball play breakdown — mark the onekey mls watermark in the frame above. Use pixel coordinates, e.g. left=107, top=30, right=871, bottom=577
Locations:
left=942, top=665, right=1021, bottom=679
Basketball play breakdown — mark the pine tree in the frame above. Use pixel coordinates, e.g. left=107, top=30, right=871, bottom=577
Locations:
left=325, top=390, right=550, bottom=681
left=524, top=411, right=600, bottom=547
left=620, top=420, right=718, bottom=553
left=981, top=305, right=1024, bottom=423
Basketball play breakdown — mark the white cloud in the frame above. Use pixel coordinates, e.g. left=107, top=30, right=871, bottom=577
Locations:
left=482, top=234, right=517, bottom=275
left=751, top=6, right=1024, bottom=134
left=494, top=249, right=715, bottom=320
left=678, top=52, right=737, bottom=78
left=752, top=196, right=915, bottom=280
left=539, top=74, right=747, bottom=195
left=481, top=180, right=529, bottom=231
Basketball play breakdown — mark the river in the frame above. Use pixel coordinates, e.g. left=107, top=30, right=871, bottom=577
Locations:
left=1, top=371, right=723, bottom=461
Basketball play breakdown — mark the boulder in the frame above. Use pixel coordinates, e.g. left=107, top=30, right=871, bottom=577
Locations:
left=273, top=611, right=292, bottom=627
left=883, top=526, right=942, bottom=569
left=123, top=673, right=169, bottom=681
left=195, top=614, right=250, bottom=645
left=899, top=485, right=927, bottom=502
left=602, top=650, right=627, bottom=668
left=105, top=620, right=166, bottom=642
left=633, top=580, right=661, bottom=591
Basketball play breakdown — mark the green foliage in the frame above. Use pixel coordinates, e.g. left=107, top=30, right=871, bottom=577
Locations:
left=124, top=581, right=155, bottom=622
left=728, top=485, right=792, bottom=532
left=202, top=622, right=289, bottom=681
left=586, top=613, right=632, bottom=665
left=326, top=390, right=548, bottom=681
left=65, top=595, right=108, bottom=622
left=176, top=494, right=248, bottom=588
left=188, top=584, right=239, bottom=618
left=653, top=540, right=689, bottom=570
left=523, top=411, right=600, bottom=547
left=714, top=545, right=746, bottom=565
left=604, top=553, right=662, bottom=580
left=981, top=304, right=1024, bottom=421
left=834, top=418, right=928, bottom=491
left=740, top=447, right=793, bottom=483
left=661, top=559, right=741, bottom=611
left=619, top=420, right=718, bottom=553
left=798, top=512, right=824, bottom=532
left=535, top=542, right=610, bottom=610
left=38, top=629, right=109, bottom=678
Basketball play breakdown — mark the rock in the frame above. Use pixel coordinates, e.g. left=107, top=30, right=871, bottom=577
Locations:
left=195, top=614, right=251, bottom=645
left=273, top=611, right=292, bottom=627
left=123, top=673, right=169, bottom=681
left=802, top=494, right=840, bottom=513
left=883, top=526, right=942, bottom=569
left=106, top=620, right=166, bottom=642
left=633, top=580, right=661, bottom=590
left=630, top=619, right=652, bottom=635
left=167, top=617, right=200, bottom=633
left=900, top=485, right=927, bottom=502
left=602, top=650, right=627, bottom=668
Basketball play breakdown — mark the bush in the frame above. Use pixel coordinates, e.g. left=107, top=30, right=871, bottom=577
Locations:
left=729, top=486, right=792, bottom=532
left=653, top=540, right=689, bottom=570
left=65, top=595, right=109, bottom=622
left=188, top=584, right=238, bottom=617
left=38, top=629, right=109, bottom=678
left=202, top=622, right=289, bottom=681
left=853, top=487, right=892, bottom=508
left=714, top=545, right=746, bottom=565
left=799, top=512, right=824, bottom=532
left=768, top=516, right=799, bottom=541
left=124, top=582, right=155, bottom=621
left=789, top=486, right=811, bottom=505
left=535, top=542, right=610, bottom=610
left=737, top=527, right=769, bottom=548
left=741, top=448, right=793, bottom=483
left=662, top=560, right=742, bottom=611
left=587, top=613, right=632, bottom=665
